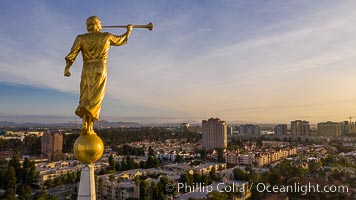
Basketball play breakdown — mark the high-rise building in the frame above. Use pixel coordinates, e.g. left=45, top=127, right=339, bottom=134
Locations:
left=239, top=124, right=260, bottom=135
left=291, top=120, right=310, bottom=135
left=274, top=124, right=288, bottom=135
left=341, top=121, right=356, bottom=136
left=227, top=125, right=233, bottom=137
left=180, top=123, right=190, bottom=133
left=317, top=121, right=341, bottom=137
left=202, top=118, right=227, bottom=149
left=41, top=129, right=63, bottom=161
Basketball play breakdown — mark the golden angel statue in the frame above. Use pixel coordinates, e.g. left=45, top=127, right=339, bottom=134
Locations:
left=64, top=16, right=151, bottom=164
left=64, top=16, right=133, bottom=135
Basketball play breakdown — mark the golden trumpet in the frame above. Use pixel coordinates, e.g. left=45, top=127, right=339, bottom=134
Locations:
left=102, top=22, right=153, bottom=31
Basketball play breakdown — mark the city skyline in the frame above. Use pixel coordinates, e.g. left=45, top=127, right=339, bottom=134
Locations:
left=1, top=1, right=356, bottom=124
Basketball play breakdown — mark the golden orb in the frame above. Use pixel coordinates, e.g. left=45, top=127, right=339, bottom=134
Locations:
left=73, top=134, right=104, bottom=164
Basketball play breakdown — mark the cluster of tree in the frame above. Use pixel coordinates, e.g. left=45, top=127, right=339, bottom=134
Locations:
left=106, top=154, right=160, bottom=173
left=62, top=133, right=79, bottom=153
left=194, top=148, right=225, bottom=163
left=195, top=149, right=207, bottom=161
left=97, top=127, right=201, bottom=150
left=0, top=136, right=41, bottom=156
left=229, top=138, right=244, bottom=149
left=97, top=175, right=175, bottom=200
left=333, top=144, right=354, bottom=154
left=321, top=154, right=355, bottom=183
left=139, top=176, right=176, bottom=200
left=33, top=191, right=58, bottom=200
left=117, top=144, right=145, bottom=156
left=108, top=155, right=138, bottom=171
left=98, top=127, right=169, bottom=147
left=0, top=155, right=37, bottom=200
left=201, top=190, right=243, bottom=200
left=60, top=127, right=201, bottom=155
left=233, top=162, right=312, bottom=199
left=0, top=126, right=202, bottom=157
left=179, top=170, right=243, bottom=200
left=179, top=168, right=220, bottom=192
left=216, top=148, right=225, bottom=163
left=43, top=171, right=80, bottom=189
left=174, top=155, right=184, bottom=163
left=233, top=160, right=348, bottom=200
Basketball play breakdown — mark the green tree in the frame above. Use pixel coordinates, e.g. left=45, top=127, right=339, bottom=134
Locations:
left=35, top=191, right=47, bottom=200
left=245, top=165, right=253, bottom=174
left=16, top=183, right=32, bottom=200
left=209, top=167, right=218, bottom=181
left=63, top=174, right=69, bottom=184
left=35, top=191, right=58, bottom=200
left=4, top=187, right=17, bottom=200
left=199, top=149, right=207, bottom=160
left=226, top=183, right=243, bottom=200
left=139, top=160, right=146, bottom=169
left=193, top=173, right=202, bottom=183
left=0, top=167, right=6, bottom=188
left=151, top=182, right=164, bottom=200
left=126, top=156, right=135, bottom=170
left=0, top=158, right=8, bottom=166
left=175, top=155, right=184, bottom=163
left=201, top=174, right=211, bottom=185
left=139, top=180, right=150, bottom=200
left=8, top=153, right=21, bottom=180
left=248, top=171, right=261, bottom=183
left=322, top=155, right=334, bottom=166
left=309, top=161, right=322, bottom=173
left=44, top=179, right=54, bottom=189
left=6, top=166, right=17, bottom=190
left=109, top=174, right=115, bottom=182
left=217, top=148, right=225, bottom=163
left=146, top=156, right=159, bottom=168
left=180, top=173, right=193, bottom=186
left=158, top=176, right=176, bottom=196
left=108, top=154, right=115, bottom=170
left=76, top=170, right=81, bottom=182
left=54, top=177, right=62, bottom=187
left=120, top=157, right=127, bottom=171
left=207, top=191, right=227, bottom=200
left=148, top=146, right=155, bottom=157
left=26, top=162, right=37, bottom=184
left=20, top=158, right=31, bottom=182
left=233, top=167, right=247, bottom=181
left=268, top=171, right=282, bottom=186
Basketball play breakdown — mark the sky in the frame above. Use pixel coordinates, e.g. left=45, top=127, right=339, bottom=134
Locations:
left=1, top=0, right=356, bottom=124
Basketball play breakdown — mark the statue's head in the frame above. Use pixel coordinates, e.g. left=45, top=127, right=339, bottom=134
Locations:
left=86, top=16, right=102, bottom=33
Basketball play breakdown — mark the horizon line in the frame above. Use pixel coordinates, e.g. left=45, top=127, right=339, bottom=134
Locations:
left=0, top=114, right=352, bottom=125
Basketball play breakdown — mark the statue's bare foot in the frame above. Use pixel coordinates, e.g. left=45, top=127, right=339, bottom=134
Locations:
left=87, top=124, right=96, bottom=135
left=80, top=126, right=88, bottom=135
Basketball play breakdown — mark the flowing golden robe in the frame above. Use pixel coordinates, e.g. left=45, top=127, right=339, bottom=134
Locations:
left=65, top=32, right=129, bottom=121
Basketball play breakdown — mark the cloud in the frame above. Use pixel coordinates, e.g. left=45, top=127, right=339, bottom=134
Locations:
left=1, top=1, right=356, bottom=122
left=103, top=1, right=356, bottom=123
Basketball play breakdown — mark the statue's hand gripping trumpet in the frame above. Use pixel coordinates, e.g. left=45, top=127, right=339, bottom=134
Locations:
left=64, top=16, right=152, bottom=164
